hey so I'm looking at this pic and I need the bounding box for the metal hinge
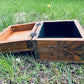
[30,33,37,37]
[36,22,41,27]
[30,22,41,37]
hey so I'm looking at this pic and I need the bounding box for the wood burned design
[48,41,84,61]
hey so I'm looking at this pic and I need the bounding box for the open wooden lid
[0,22,37,43]
[0,22,38,53]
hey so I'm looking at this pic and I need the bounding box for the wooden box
[0,22,37,53]
[32,20,84,62]
[0,20,84,62]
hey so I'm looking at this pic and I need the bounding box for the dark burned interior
[38,21,82,38]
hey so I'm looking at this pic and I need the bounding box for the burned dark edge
[32,40,39,59]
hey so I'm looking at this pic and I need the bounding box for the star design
[48,41,84,61]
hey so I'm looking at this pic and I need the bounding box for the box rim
[32,20,84,41]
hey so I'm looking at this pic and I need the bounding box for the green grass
[0,53,84,84]
[0,0,84,31]
[0,0,84,83]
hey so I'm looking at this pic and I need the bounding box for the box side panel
[0,26,12,41]
[11,23,35,32]
[0,41,33,53]
[74,20,84,38]
[35,41,84,62]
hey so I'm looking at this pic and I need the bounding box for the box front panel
[36,41,84,62]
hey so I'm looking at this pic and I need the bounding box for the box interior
[0,23,35,42]
[38,21,82,38]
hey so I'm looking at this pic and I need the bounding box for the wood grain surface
[35,41,84,62]
[11,23,35,32]
[0,40,33,53]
